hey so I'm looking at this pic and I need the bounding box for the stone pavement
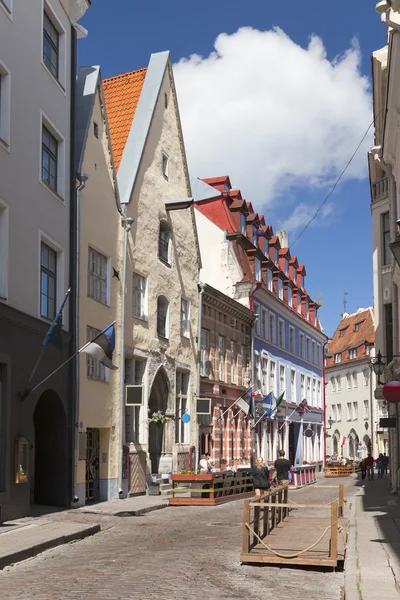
[0,477,358,600]
[345,473,400,599]
[76,493,169,516]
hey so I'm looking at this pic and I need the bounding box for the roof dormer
[289,257,298,284]
[269,235,281,267]
[297,265,306,290]
[279,248,291,277]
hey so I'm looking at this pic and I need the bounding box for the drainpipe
[323,354,327,468]
[72,172,88,503]
[195,283,205,471]
[118,211,134,496]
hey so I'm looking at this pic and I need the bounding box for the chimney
[277,230,288,248]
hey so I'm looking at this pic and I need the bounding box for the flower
[148,410,173,424]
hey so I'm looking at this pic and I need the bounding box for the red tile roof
[103,68,147,170]
[326,308,375,368]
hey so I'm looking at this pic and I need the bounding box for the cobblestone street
[0,479,358,600]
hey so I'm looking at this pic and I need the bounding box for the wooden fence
[169,470,253,506]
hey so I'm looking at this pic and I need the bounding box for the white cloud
[281,202,334,234]
[174,27,372,211]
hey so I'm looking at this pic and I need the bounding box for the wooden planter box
[170,471,254,506]
[171,474,212,481]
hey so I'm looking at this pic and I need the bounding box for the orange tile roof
[326,308,375,368]
[103,68,147,170]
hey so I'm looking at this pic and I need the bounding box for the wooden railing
[324,465,354,478]
[242,486,289,554]
[169,470,253,506]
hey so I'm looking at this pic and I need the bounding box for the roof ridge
[103,67,147,84]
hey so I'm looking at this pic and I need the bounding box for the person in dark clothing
[360,458,366,480]
[274,449,293,486]
[253,457,270,496]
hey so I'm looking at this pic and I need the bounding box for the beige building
[74,67,122,504]
[103,51,200,491]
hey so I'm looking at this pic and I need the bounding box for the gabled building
[194,176,326,470]
[103,52,200,490]
[325,308,382,459]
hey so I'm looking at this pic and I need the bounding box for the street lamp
[371,350,386,385]
[327,416,334,429]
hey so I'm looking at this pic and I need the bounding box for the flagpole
[26,346,47,387]
[219,386,254,419]
[278,407,298,432]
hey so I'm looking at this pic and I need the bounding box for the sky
[78,1,387,337]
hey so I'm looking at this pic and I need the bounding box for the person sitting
[253,457,270,497]
[199,452,213,473]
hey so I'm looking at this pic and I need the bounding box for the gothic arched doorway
[333,430,340,456]
[148,367,169,474]
[33,389,67,506]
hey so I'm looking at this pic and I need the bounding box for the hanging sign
[181,413,190,424]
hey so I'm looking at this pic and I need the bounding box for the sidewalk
[0,493,168,571]
[345,474,400,599]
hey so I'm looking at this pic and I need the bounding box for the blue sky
[79,1,386,337]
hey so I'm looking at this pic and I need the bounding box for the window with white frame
[269,312,276,343]
[353,401,358,420]
[337,404,342,421]
[267,269,273,292]
[312,341,316,364]
[261,308,267,339]
[364,400,369,419]
[349,348,357,360]
[284,258,289,276]
[365,344,371,356]
[346,373,351,390]
[40,242,57,319]
[88,247,108,305]
[240,213,246,235]
[352,372,357,389]
[43,11,60,79]
[363,369,370,387]
[278,319,284,348]
[241,345,246,385]
[306,376,311,401]
[158,221,171,264]
[42,125,58,192]
[125,358,144,442]
[335,353,341,364]
[312,379,316,405]
[306,337,310,361]
[331,377,336,393]
[317,344,321,366]
[278,278,283,300]
[0,200,8,300]
[291,369,296,401]
[274,247,279,265]
[300,274,305,289]
[162,153,169,179]
[262,358,268,394]
[299,332,305,358]
[230,341,237,384]
[86,325,106,381]
[269,361,276,394]
[176,371,189,443]
[132,272,147,319]
[180,298,190,337]
[288,286,293,308]
[157,296,169,338]
[252,227,258,246]
[347,402,352,421]
[305,300,309,320]
[0,61,11,145]
[255,257,261,281]
[279,365,285,393]
[336,375,341,392]
[297,291,302,314]
[300,374,305,399]
[289,326,295,353]
[332,405,337,421]
[317,380,321,407]
[292,266,297,283]
[253,302,260,335]
[200,329,209,377]
[218,336,225,381]
[255,352,262,391]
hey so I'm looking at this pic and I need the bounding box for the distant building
[325,308,383,459]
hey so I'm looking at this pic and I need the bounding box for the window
[300,274,305,289]
[158,222,171,263]
[86,326,106,381]
[297,292,302,314]
[331,377,336,393]
[353,401,358,420]
[365,344,371,356]
[240,213,246,235]
[284,259,289,276]
[352,372,357,389]
[292,266,297,283]
[347,402,352,421]
[230,341,237,384]
[306,337,310,361]
[132,272,147,319]
[300,374,305,399]
[312,379,316,405]
[332,405,337,421]
[253,227,258,246]
[42,125,58,191]
[306,376,311,401]
[278,278,283,300]
[43,11,59,79]
[335,353,341,364]
[200,329,209,376]
[364,400,369,419]
[157,296,169,338]
[288,286,293,308]
[278,319,284,348]
[291,370,296,401]
[269,361,276,394]
[305,300,309,320]
[176,372,189,443]
[363,369,370,388]
[349,349,357,360]
[346,373,351,390]
[88,247,108,305]
[93,122,99,138]
[254,302,260,336]
[40,242,57,319]
[317,344,322,366]
[289,326,295,353]
[299,333,305,358]
[0,61,11,145]
[162,153,169,179]
[385,303,393,362]
[125,358,144,442]
[382,212,391,266]
[279,365,285,393]
[261,309,267,339]
[262,358,268,394]
[314,310,318,326]
[218,336,225,381]
[317,381,321,407]
[274,247,279,266]
[241,345,246,385]
[336,376,341,392]
[180,298,190,337]
[337,404,342,421]
[312,341,316,364]
[269,313,276,343]
[254,352,261,391]
[267,269,273,292]
[354,323,359,332]
[0,200,9,300]
[255,257,261,281]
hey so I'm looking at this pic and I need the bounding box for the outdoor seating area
[169,470,254,506]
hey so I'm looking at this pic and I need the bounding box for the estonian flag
[236,386,255,418]
[81,323,118,370]
[42,288,71,351]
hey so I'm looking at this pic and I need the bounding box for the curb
[344,492,360,600]
[114,502,169,517]
[0,524,100,571]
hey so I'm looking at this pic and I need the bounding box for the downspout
[250,300,256,465]
[323,352,327,468]
[118,210,134,496]
[73,172,88,503]
[195,282,205,471]
[369,362,374,456]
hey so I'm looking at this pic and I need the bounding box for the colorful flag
[42,288,71,351]
[236,386,254,417]
[341,436,347,446]
[272,391,285,420]
[261,392,274,416]
[80,323,118,370]
[296,399,311,415]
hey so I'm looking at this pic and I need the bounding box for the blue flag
[81,322,118,370]
[42,288,71,351]
[262,392,274,417]
[236,386,254,417]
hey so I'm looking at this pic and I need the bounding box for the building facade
[0,0,89,520]
[194,176,326,470]
[103,52,200,490]
[325,309,382,460]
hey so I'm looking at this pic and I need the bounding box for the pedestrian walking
[383,453,389,474]
[274,450,293,486]
[252,457,270,497]
[365,453,374,480]
[360,458,366,480]
[377,453,384,479]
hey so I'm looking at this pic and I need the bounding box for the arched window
[157,295,169,338]
[158,221,171,264]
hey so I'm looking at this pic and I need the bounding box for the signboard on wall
[380,418,396,428]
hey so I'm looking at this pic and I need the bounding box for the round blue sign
[181,413,190,423]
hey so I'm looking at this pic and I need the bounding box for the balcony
[372,177,388,202]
